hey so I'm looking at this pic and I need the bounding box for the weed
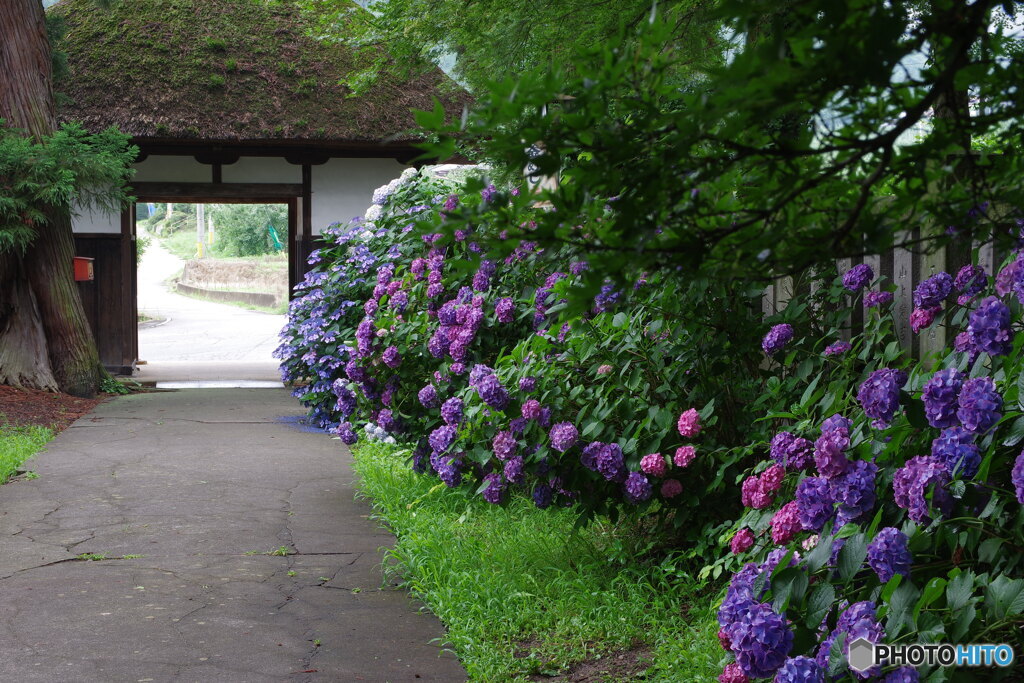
[268,546,291,557]
[317,576,330,582]
[207,74,226,89]
[77,553,108,561]
[0,423,52,484]
[121,554,145,559]
[224,57,238,72]
[243,550,260,556]
[313,639,321,646]
[24,471,39,480]
[287,570,297,577]
[100,376,141,394]
[205,37,226,51]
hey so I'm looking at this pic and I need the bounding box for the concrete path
[137,233,286,363]
[0,389,465,682]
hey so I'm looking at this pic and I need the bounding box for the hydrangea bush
[712,261,1024,682]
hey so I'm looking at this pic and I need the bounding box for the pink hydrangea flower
[802,534,819,551]
[661,479,683,499]
[910,306,941,333]
[718,662,750,683]
[760,464,786,493]
[730,528,755,554]
[741,475,773,509]
[771,501,802,545]
[677,408,702,437]
[674,445,697,467]
[597,364,613,375]
[717,629,732,651]
[640,453,667,477]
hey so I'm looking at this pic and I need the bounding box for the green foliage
[0,121,136,255]
[0,423,53,484]
[351,439,719,680]
[419,3,1024,302]
[207,74,226,89]
[208,203,287,257]
[302,0,723,95]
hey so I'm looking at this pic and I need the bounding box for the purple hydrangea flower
[914,272,953,307]
[519,376,537,393]
[441,397,464,426]
[954,264,988,299]
[957,376,1002,434]
[824,341,852,356]
[893,456,952,523]
[796,476,835,531]
[864,291,894,308]
[814,429,850,479]
[532,482,553,508]
[817,602,885,679]
[866,527,912,583]
[482,473,504,504]
[931,427,980,478]
[771,432,815,471]
[492,430,516,460]
[624,471,653,503]
[821,414,852,433]
[430,452,462,487]
[595,443,626,481]
[382,345,401,368]
[549,422,579,453]
[504,456,525,484]
[477,374,509,410]
[842,264,873,291]
[537,406,552,428]
[922,368,965,429]
[1013,451,1024,504]
[829,459,878,525]
[968,296,1012,357]
[774,656,824,683]
[418,384,439,409]
[996,254,1023,297]
[337,423,358,445]
[763,324,794,356]
[495,297,515,323]
[858,368,908,428]
[580,442,603,471]
[428,425,457,454]
[881,668,920,683]
[718,563,763,628]
[725,602,794,679]
[522,399,542,420]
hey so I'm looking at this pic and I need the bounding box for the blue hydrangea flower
[957,376,1002,434]
[624,471,653,503]
[774,656,824,683]
[724,602,794,679]
[477,374,509,410]
[428,425,457,454]
[968,296,1012,357]
[532,482,553,508]
[771,432,815,471]
[931,427,980,478]
[829,459,878,525]
[866,527,912,583]
[858,368,908,428]
[921,368,965,429]
[893,456,952,523]
[503,456,525,485]
[418,384,439,409]
[549,422,579,452]
[482,473,504,504]
[881,667,920,683]
[595,443,626,481]
[1012,451,1024,504]
[814,428,850,479]
[763,324,794,356]
[842,264,873,291]
[913,272,952,308]
[817,602,885,679]
[796,476,834,531]
[441,397,464,425]
[954,264,987,298]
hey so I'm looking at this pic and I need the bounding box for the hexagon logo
[847,637,876,673]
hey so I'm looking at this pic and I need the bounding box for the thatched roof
[49,0,470,147]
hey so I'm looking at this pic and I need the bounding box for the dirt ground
[0,385,104,432]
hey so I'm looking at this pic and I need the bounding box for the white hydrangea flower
[364,204,383,222]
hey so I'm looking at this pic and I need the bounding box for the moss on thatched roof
[50,0,469,145]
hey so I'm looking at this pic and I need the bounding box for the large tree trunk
[0,0,104,397]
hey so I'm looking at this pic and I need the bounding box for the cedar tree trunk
[0,0,105,397]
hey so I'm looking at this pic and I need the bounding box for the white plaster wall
[132,155,210,182]
[310,158,407,235]
[222,157,302,183]
[71,203,120,234]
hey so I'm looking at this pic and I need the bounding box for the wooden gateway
[50,0,469,373]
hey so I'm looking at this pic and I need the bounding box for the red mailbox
[73,256,94,282]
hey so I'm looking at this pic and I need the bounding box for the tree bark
[0,0,105,397]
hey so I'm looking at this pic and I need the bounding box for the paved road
[0,389,466,682]
[137,234,286,362]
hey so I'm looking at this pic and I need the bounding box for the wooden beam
[129,182,302,202]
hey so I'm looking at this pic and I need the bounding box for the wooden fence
[762,235,1010,359]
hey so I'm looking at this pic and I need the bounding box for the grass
[173,288,287,315]
[161,229,201,260]
[351,441,723,681]
[0,422,54,484]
